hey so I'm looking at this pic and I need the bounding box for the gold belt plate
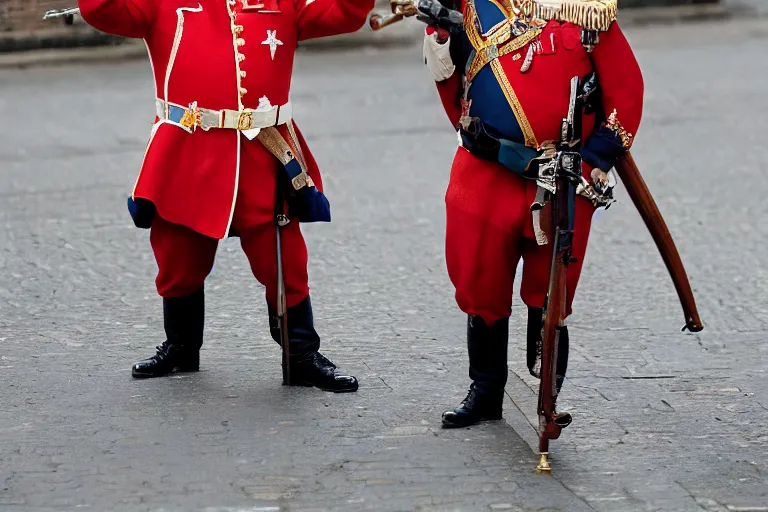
[237,111,254,131]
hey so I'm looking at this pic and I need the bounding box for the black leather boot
[132,287,204,378]
[442,315,508,428]
[269,296,358,393]
[526,306,569,393]
[527,307,543,379]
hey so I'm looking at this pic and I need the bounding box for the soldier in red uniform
[76,0,374,391]
[415,0,644,426]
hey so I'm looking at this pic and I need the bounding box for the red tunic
[426,3,645,324]
[434,17,644,164]
[78,0,374,239]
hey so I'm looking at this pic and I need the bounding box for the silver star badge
[261,30,283,60]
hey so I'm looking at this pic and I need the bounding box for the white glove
[590,167,617,197]
[423,29,455,82]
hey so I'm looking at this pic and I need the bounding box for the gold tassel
[532,0,618,32]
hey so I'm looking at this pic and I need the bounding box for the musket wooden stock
[613,152,704,332]
[536,177,574,472]
[538,247,566,446]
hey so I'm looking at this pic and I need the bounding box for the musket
[614,152,703,332]
[369,12,406,30]
[534,76,582,473]
[42,7,80,25]
[369,0,463,32]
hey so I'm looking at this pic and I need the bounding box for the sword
[614,152,704,332]
[272,172,292,385]
[275,213,292,385]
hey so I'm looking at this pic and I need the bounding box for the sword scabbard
[614,151,703,332]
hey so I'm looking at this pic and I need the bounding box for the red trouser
[149,139,310,307]
[445,148,595,326]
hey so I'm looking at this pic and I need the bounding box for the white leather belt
[155,98,292,132]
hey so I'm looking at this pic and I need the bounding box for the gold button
[237,38,245,47]
[239,70,247,78]
[240,87,248,96]
[237,53,246,62]
[233,24,244,35]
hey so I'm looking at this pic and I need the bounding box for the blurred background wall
[0,0,733,53]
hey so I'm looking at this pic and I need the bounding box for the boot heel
[177,353,200,372]
[282,379,313,387]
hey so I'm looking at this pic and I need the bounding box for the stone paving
[1,16,768,512]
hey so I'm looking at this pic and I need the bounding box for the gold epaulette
[532,0,618,32]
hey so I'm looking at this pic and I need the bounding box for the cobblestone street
[1,15,768,512]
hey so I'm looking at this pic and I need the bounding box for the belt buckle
[237,109,254,131]
[484,45,499,60]
[179,101,201,132]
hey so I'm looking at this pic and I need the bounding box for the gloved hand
[423,26,454,82]
[590,167,616,198]
[576,166,617,209]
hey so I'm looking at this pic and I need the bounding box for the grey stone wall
[0,0,729,53]
[0,0,121,52]
[624,0,719,6]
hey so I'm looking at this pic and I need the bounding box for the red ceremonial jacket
[432,0,644,176]
[78,0,374,239]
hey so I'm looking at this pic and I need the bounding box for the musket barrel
[43,7,80,19]
[369,13,404,30]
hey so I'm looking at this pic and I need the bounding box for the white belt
[155,98,293,132]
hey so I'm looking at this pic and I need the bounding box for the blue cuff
[281,158,331,223]
[127,196,155,229]
[290,186,331,223]
[582,124,626,170]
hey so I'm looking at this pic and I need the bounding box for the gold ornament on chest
[510,0,536,36]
